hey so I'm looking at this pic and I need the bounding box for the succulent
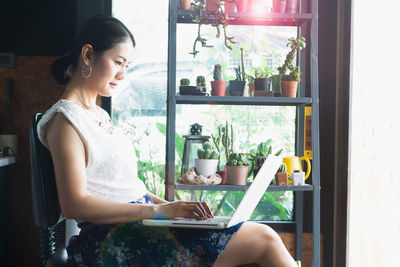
[248,139,283,177]
[213,64,222,81]
[196,75,206,86]
[277,163,287,173]
[278,37,306,81]
[226,153,249,166]
[180,78,190,86]
[197,141,219,159]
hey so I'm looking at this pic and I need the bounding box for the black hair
[51,15,135,85]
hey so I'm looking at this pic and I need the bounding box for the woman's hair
[51,15,135,85]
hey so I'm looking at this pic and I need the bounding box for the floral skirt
[66,195,243,267]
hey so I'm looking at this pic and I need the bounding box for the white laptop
[142,155,282,229]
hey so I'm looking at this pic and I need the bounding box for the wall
[0,56,64,266]
[347,0,400,266]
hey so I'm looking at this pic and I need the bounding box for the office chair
[29,113,70,267]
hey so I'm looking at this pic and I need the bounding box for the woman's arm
[46,113,210,223]
[147,191,169,204]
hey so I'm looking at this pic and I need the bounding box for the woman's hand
[154,201,213,220]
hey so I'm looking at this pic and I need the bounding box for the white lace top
[37,99,148,203]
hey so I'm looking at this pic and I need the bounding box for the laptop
[142,155,282,229]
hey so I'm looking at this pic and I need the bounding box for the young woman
[38,14,297,266]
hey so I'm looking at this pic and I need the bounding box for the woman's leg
[213,222,297,267]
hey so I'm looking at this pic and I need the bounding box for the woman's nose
[116,68,125,80]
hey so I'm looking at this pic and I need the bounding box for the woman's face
[89,38,134,97]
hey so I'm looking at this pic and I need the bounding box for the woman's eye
[115,61,123,66]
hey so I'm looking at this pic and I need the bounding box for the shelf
[176,95,312,106]
[177,10,312,26]
[175,182,314,192]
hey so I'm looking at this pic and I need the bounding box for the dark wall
[0,0,77,55]
[0,1,111,265]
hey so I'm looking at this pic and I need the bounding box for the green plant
[211,125,223,170]
[196,75,206,86]
[253,66,275,79]
[180,78,190,86]
[221,121,234,162]
[278,37,306,81]
[197,141,219,159]
[213,64,223,81]
[211,0,236,50]
[247,74,254,83]
[226,152,250,166]
[277,163,287,173]
[233,47,247,81]
[190,0,213,57]
[248,139,283,176]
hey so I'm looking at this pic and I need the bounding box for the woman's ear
[81,44,94,66]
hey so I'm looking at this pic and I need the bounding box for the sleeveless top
[37,99,148,203]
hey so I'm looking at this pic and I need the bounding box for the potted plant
[196,75,206,90]
[206,0,218,11]
[179,78,207,95]
[229,48,246,96]
[179,0,192,10]
[211,124,227,184]
[278,37,306,97]
[248,139,283,178]
[247,74,255,96]
[253,66,275,96]
[211,64,227,96]
[226,153,250,185]
[195,141,219,177]
[275,163,289,186]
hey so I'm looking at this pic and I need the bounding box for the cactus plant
[221,121,234,163]
[278,37,306,81]
[211,125,223,170]
[277,163,287,173]
[180,78,190,86]
[213,64,222,81]
[196,75,206,87]
[226,153,249,166]
[197,142,219,160]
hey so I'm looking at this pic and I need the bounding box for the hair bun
[51,56,72,85]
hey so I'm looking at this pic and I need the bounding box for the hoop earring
[81,65,92,79]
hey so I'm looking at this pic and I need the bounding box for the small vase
[226,165,250,185]
[216,169,227,185]
[286,0,298,13]
[236,0,252,12]
[248,82,255,96]
[276,172,289,186]
[179,0,191,10]
[211,81,227,96]
[206,0,219,11]
[280,81,298,97]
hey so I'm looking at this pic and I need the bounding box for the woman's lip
[110,82,118,86]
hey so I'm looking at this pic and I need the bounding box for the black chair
[29,113,70,267]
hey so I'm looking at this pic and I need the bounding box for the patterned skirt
[66,195,243,267]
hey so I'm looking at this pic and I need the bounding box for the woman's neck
[63,86,98,110]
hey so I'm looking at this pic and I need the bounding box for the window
[112,1,298,221]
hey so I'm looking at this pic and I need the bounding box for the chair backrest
[29,113,63,229]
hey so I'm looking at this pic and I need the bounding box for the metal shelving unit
[166,0,320,265]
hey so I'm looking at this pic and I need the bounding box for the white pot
[194,159,218,177]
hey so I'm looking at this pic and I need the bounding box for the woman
[38,14,297,266]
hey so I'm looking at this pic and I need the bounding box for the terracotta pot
[216,169,227,185]
[248,82,255,96]
[280,81,298,97]
[275,172,289,186]
[286,0,298,13]
[211,81,227,96]
[206,0,219,11]
[226,165,250,185]
[236,0,252,12]
[225,1,236,13]
[179,0,191,10]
